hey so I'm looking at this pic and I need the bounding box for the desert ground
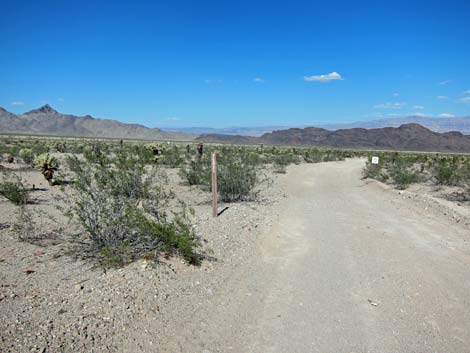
[1,156,470,353]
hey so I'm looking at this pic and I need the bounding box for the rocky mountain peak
[25,104,59,115]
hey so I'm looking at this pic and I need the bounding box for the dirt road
[167,159,470,353]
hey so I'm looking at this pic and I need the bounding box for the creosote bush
[179,158,210,186]
[19,148,34,166]
[66,151,200,268]
[216,149,264,202]
[0,175,29,205]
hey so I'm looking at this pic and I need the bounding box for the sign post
[211,152,218,217]
[371,156,379,165]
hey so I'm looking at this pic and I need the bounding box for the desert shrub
[433,158,462,185]
[389,162,418,189]
[272,153,299,173]
[217,150,263,202]
[34,153,59,184]
[303,149,323,163]
[0,175,29,205]
[323,150,346,162]
[30,142,49,156]
[66,152,200,267]
[362,158,390,182]
[363,161,381,179]
[159,145,184,168]
[13,206,35,241]
[179,158,210,186]
[19,148,34,165]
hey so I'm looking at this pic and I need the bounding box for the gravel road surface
[175,159,470,353]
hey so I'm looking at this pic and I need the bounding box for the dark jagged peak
[25,104,59,115]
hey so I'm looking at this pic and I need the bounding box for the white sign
[371,156,379,164]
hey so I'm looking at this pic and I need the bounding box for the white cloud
[437,96,449,100]
[10,101,24,106]
[373,102,407,109]
[304,71,344,83]
[253,77,265,83]
[463,90,470,95]
[457,97,470,103]
[57,98,64,102]
[438,113,455,118]
[413,105,425,110]
[165,117,180,121]
[392,92,400,97]
[204,79,223,84]
[439,80,452,85]
[413,112,427,117]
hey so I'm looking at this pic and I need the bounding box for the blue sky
[1,0,470,128]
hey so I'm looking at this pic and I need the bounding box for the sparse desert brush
[159,145,184,168]
[272,153,299,173]
[389,164,418,189]
[303,149,323,163]
[433,158,456,185]
[0,174,29,205]
[19,148,34,166]
[34,153,59,184]
[363,153,416,188]
[179,158,210,186]
[66,151,200,267]
[216,149,265,202]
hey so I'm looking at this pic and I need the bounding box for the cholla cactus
[34,154,59,184]
[145,143,163,162]
[146,143,162,155]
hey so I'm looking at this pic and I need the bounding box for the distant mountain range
[0,105,195,141]
[165,115,470,136]
[319,115,470,134]
[197,124,470,153]
[163,126,288,137]
[2,106,470,152]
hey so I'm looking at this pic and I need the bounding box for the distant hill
[197,123,470,152]
[166,115,470,138]
[0,105,195,141]
[163,126,287,137]
[319,115,470,135]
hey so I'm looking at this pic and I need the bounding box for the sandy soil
[1,158,470,352]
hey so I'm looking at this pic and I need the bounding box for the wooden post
[211,151,218,217]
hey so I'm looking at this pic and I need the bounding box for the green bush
[179,158,209,186]
[19,148,34,165]
[303,149,323,163]
[217,150,263,202]
[66,151,200,267]
[433,159,460,185]
[0,175,29,205]
[272,153,298,173]
[160,145,184,168]
[389,163,418,189]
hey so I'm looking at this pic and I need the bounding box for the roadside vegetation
[363,152,470,193]
[2,136,470,268]
[0,174,29,205]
